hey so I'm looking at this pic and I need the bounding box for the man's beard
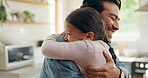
[107,31,113,39]
[106,26,117,39]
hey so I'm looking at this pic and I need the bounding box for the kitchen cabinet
[136,3,148,11]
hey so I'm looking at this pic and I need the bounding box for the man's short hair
[81,0,121,13]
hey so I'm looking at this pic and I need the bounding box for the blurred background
[0,0,148,78]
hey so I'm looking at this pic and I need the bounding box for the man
[40,0,129,78]
[81,0,129,78]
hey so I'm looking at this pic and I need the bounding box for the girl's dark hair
[66,7,108,41]
[80,0,120,63]
[81,0,121,13]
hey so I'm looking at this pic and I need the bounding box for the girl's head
[64,7,108,42]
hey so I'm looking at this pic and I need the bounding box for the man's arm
[85,51,129,78]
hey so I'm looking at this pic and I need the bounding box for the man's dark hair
[66,7,107,41]
[81,0,121,13]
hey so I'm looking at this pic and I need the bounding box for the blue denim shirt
[39,35,129,78]
[39,58,83,78]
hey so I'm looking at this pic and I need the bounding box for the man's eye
[67,33,71,35]
[110,17,116,21]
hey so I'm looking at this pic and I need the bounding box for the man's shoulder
[56,34,66,42]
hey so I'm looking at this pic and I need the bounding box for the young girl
[41,7,111,77]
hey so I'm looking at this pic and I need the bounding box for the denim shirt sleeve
[116,58,129,78]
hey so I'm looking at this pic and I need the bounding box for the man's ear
[85,32,94,40]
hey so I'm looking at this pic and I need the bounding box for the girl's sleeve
[41,34,89,61]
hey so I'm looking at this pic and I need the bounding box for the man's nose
[113,20,119,30]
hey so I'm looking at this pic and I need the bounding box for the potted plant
[0,0,7,22]
[23,11,35,22]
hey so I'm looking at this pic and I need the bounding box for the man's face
[101,1,120,39]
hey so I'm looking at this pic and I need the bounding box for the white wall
[57,0,83,33]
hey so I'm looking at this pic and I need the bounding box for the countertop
[0,64,42,78]
[119,56,148,62]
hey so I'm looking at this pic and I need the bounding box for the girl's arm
[41,34,90,60]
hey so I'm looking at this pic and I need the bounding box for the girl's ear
[85,31,94,40]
